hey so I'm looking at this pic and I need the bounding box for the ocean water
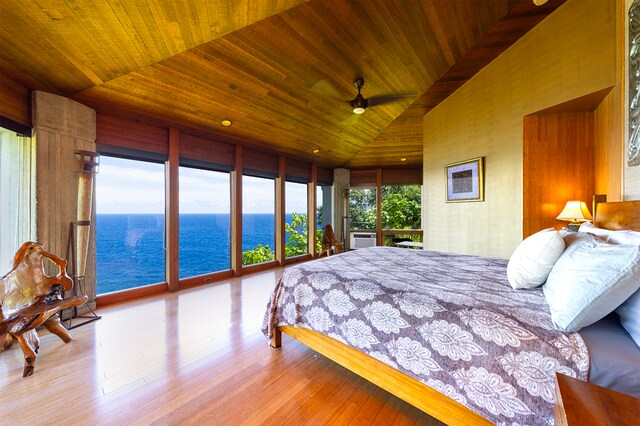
[96,213,301,294]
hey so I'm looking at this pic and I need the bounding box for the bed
[263,201,640,425]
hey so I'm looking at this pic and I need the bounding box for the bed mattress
[263,247,592,425]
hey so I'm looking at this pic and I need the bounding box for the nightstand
[554,373,640,425]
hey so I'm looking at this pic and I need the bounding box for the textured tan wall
[423,0,616,258]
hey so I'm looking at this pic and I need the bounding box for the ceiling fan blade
[367,94,416,107]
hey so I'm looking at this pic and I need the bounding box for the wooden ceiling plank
[0,2,101,91]
[186,34,376,143]
[356,1,425,92]
[1,0,563,168]
[106,1,162,66]
[64,1,144,82]
[163,1,193,51]
[91,63,372,154]
[422,1,458,67]
[0,21,95,94]
[146,0,180,56]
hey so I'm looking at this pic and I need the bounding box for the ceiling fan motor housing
[352,93,368,114]
[352,77,367,113]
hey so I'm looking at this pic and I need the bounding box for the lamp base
[567,221,582,232]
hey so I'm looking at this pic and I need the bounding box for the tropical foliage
[349,185,421,230]
[381,185,421,230]
[349,188,377,230]
[242,212,322,265]
[242,243,275,265]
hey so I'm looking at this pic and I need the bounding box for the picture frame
[445,157,484,202]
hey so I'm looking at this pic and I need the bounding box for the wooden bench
[0,242,87,377]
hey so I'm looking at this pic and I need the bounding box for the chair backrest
[322,224,336,245]
[1,242,73,321]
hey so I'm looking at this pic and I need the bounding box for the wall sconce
[556,200,593,231]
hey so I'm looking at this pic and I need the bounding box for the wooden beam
[276,156,286,265]
[231,145,243,275]
[376,168,382,245]
[308,164,318,257]
[165,128,180,292]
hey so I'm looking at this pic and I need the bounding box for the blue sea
[96,213,301,294]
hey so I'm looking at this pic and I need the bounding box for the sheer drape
[0,128,36,272]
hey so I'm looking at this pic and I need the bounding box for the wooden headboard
[594,201,640,231]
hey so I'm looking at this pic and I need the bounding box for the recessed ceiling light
[400,157,407,162]
[312,149,320,154]
[220,119,232,127]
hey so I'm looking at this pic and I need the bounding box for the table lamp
[556,200,593,231]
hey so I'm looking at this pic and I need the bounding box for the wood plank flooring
[0,269,445,425]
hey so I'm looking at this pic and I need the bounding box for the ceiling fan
[349,77,414,114]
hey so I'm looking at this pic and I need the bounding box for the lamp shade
[556,200,593,223]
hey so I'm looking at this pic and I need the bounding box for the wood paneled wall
[97,114,168,156]
[523,112,595,238]
[0,74,30,127]
[594,89,623,200]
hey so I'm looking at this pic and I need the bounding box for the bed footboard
[279,325,491,426]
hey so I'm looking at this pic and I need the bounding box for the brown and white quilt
[262,247,589,425]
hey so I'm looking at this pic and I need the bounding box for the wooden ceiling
[0,0,565,168]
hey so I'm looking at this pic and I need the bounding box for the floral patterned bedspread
[262,247,589,425]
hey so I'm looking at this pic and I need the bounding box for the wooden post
[165,128,179,292]
[270,328,282,349]
[275,156,286,266]
[376,168,382,246]
[231,145,243,276]
[308,164,318,257]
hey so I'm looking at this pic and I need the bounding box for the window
[381,184,422,246]
[95,156,165,294]
[242,175,275,265]
[0,127,35,270]
[285,181,308,257]
[179,166,230,278]
[349,187,376,230]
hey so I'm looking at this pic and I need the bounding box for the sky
[96,156,311,214]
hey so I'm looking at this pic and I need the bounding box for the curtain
[0,127,36,272]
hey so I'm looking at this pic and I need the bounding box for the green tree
[242,212,322,265]
[242,244,275,265]
[381,185,421,229]
[349,188,376,230]
[285,212,308,257]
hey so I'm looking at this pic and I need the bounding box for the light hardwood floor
[0,269,444,425]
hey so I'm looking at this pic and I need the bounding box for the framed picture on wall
[445,157,484,202]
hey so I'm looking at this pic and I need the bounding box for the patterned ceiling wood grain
[0,0,564,168]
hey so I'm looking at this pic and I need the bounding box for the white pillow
[543,234,640,332]
[507,228,565,289]
[616,289,640,348]
[579,221,640,245]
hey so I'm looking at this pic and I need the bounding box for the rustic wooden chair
[0,242,87,377]
[319,224,342,257]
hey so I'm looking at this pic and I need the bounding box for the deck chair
[0,242,87,377]
[319,224,342,257]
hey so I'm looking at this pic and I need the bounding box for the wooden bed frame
[270,200,640,426]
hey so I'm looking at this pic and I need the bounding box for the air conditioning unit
[350,232,376,249]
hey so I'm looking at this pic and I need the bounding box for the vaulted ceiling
[0,0,565,168]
